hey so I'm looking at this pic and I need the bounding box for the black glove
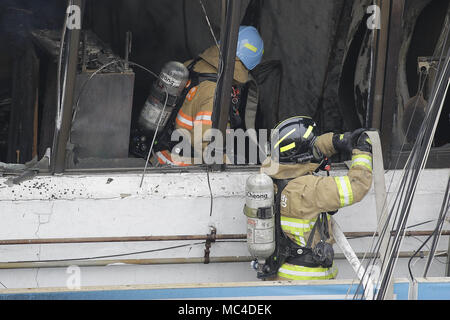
[355,133,372,153]
[332,128,366,154]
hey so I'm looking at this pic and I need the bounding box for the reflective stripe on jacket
[262,132,373,281]
[280,216,317,247]
[155,150,191,167]
[278,263,338,280]
[169,46,248,165]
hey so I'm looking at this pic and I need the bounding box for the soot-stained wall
[86,0,366,133]
[85,0,251,126]
[1,0,448,164]
[0,0,376,138]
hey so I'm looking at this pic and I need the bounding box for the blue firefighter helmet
[236,26,264,70]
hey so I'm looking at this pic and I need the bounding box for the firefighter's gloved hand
[355,132,372,153]
[332,128,366,154]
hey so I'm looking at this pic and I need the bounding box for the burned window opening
[0,0,449,173]
[389,0,450,169]
[403,0,450,148]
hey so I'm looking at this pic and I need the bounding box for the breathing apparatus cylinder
[138,61,189,133]
[244,173,275,263]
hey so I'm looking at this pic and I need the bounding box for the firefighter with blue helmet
[236,26,264,71]
[153,26,264,166]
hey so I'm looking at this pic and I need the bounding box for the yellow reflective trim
[244,43,258,52]
[303,126,314,139]
[278,270,337,280]
[340,134,345,140]
[274,128,296,148]
[335,177,345,207]
[280,217,316,231]
[281,223,311,236]
[281,216,317,225]
[334,176,354,207]
[281,217,315,246]
[281,263,331,273]
[344,177,354,205]
[280,224,304,236]
[280,142,296,153]
[351,154,373,171]
[279,227,306,246]
[295,236,306,247]
[353,154,372,161]
[278,264,338,280]
[352,162,373,171]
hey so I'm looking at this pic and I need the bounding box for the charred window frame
[372,0,450,170]
[5,1,448,175]
[210,0,242,172]
[50,0,248,174]
[52,0,83,174]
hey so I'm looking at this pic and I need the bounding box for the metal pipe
[347,230,450,238]
[0,230,447,246]
[0,256,253,270]
[0,234,245,245]
[335,250,448,260]
[0,251,445,270]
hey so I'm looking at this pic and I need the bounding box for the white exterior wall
[0,168,448,289]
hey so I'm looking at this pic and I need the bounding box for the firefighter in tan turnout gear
[259,116,373,281]
[152,26,264,166]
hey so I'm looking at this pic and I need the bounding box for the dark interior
[0,0,448,168]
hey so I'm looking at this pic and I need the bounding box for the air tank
[138,61,189,133]
[244,173,275,260]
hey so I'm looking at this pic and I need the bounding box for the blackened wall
[85,0,365,133]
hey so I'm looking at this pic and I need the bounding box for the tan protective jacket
[261,133,373,280]
[155,46,249,166]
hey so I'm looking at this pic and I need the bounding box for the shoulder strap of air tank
[167,58,217,116]
[274,179,289,211]
[187,57,218,86]
[273,179,294,254]
[256,178,291,279]
[186,57,201,70]
[172,57,203,106]
[153,59,201,150]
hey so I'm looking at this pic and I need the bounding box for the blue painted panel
[417,282,450,300]
[5,280,443,300]
[0,284,364,300]
[393,282,409,300]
